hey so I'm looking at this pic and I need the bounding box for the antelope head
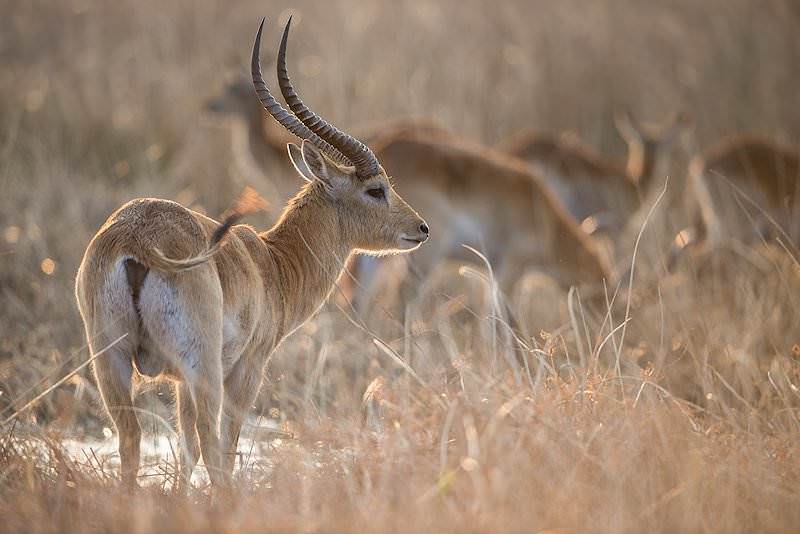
[251,17,429,255]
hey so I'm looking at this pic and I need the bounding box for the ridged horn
[251,18,349,165]
[276,16,381,180]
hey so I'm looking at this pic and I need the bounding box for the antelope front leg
[221,351,266,476]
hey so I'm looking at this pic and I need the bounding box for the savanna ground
[2,1,800,532]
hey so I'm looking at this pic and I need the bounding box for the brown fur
[370,129,613,287]
[345,129,616,329]
[686,134,800,253]
[496,112,689,240]
[75,142,427,491]
[497,131,637,235]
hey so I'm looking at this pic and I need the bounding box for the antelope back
[498,131,638,238]
[370,130,613,288]
[688,135,800,249]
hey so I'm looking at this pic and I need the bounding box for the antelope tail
[149,186,268,273]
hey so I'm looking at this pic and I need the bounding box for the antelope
[680,134,800,258]
[74,18,429,491]
[496,111,690,240]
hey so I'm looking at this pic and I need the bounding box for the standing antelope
[682,134,799,256]
[497,111,690,239]
[75,18,428,490]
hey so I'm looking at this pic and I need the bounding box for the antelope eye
[366,187,386,200]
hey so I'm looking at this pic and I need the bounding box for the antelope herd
[76,17,799,492]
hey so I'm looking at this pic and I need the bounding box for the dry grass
[2,1,800,532]
[3,373,798,533]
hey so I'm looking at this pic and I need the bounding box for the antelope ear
[300,141,330,181]
[287,143,313,183]
[299,141,351,191]
[288,141,351,190]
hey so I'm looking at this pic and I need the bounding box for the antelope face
[288,142,429,255]
[354,172,430,254]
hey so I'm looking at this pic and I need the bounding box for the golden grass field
[1,1,800,532]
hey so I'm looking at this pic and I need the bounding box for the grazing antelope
[497,111,690,239]
[75,18,428,490]
[351,127,615,318]
[681,134,800,257]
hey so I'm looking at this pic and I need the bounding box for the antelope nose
[420,222,429,236]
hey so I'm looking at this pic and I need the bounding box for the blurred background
[1,0,799,429]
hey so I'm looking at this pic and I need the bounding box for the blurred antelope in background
[375,128,614,288]
[680,134,799,259]
[352,127,614,322]
[497,112,690,242]
[75,18,428,491]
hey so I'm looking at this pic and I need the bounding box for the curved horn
[251,18,349,165]
[276,16,381,180]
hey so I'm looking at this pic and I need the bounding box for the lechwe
[75,18,428,491]
[679,134,800,258]
[497,111,690,241]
